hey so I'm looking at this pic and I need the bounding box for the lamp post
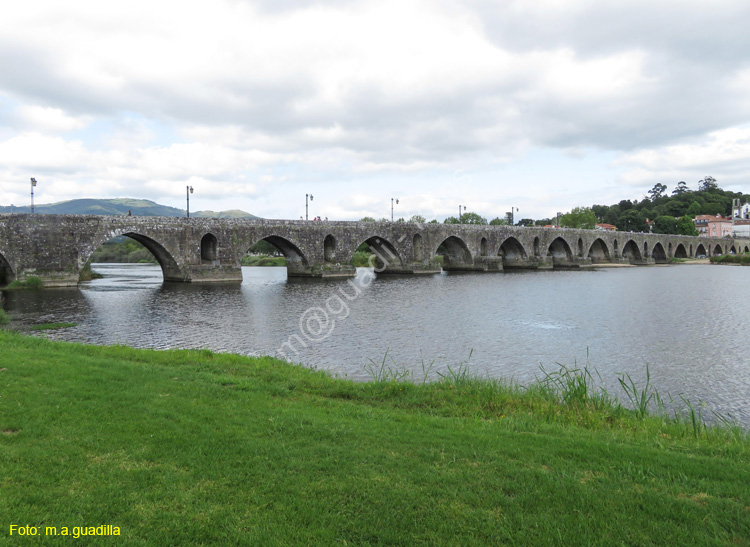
[510,207,518,226]
[391,198,399,222]
[458,204,466,223]
[30,178,37,213]
[306,193,314,220]
[186,186,193,218]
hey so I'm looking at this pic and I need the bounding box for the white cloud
[0,0,749,218]
[617,126,750,189]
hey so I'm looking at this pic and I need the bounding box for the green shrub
[240,254,286,267]
[0,309,9,325]
[5,276,44,290]
[350,251,375,267]
[79,264,104,281]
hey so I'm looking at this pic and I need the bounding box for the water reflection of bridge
[1,214,747,286]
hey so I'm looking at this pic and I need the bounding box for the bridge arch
[85,232,184,281]
[695,243,707,257]
[250,235,310,274]
[548,237,572,259]
[577,238,584,258]
[712,244,722,257]
[436,235,472,270]
[668,242,673,257]
[730,245,737,254]
[651,242,667,262]
[357,235,404,270]
[587,238,611,263]
[745,245,749,254]
[324,234,337,262]
[0,252,15,286]
[621,240,642,261]
[201,233,218,263]
[643,241,649,256]
[533,237,541,257]
[674,243,688,258]
[499,237,527,268]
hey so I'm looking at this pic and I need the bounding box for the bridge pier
[474,257,504,272]
[26,270,80,288]
[441,259,486,272]
[291,263,357,278]
[183,265,244,283]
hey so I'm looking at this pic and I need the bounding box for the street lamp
[391,198,399,222]
[30,178,37,214]
[510,207,518,226]
[458,204,466,223]
[186,186,193,218]
[306,193,314,220]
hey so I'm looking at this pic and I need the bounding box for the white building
[732,199,750,237]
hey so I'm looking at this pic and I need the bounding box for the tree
[653,215,678,234]
[460,212,487,225]
[516,218,534,226]
[409,214,426,224]
[672,181,690,196]
[489,217,508,226]
[249,240,280,256]
[648,183,668,201]
[360,216,376,222]
[617,209,648,232]
[698,176,718,191]
[591,204,610,221]
[559,207,597,230]
[686,201,702,216]
[602,205,620,225]
[443,216,460,224]
[676,215,699,236]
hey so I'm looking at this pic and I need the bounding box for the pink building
[693,215,733,238]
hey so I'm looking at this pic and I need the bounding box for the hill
[0,198,260,219]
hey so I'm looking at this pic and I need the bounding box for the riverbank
[1,330,748,545]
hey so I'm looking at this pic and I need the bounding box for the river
[3,263,749,426]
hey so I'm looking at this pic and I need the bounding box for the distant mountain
[0,198,260,219]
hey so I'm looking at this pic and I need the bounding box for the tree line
[577,176,747,235]
[360,177,747,236]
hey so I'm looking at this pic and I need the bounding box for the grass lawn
[1,330,748,545]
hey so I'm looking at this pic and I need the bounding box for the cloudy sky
[1,0,749,221]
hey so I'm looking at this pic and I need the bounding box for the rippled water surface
[4,263,749,426]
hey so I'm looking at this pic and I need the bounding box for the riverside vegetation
[0,329,748,545]
[711,254,750,265]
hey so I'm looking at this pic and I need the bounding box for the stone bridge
[0,214,748,287]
